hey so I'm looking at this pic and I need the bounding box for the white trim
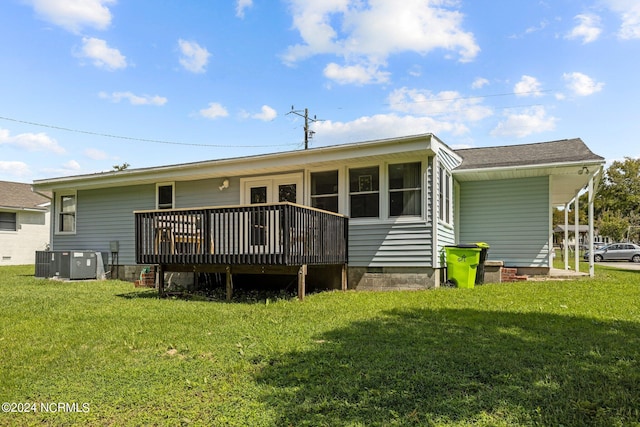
[54,190,77,235]
[156,182,175,209]
[0,210,18,233]
[306,167,342,214]
[240,172,303,205]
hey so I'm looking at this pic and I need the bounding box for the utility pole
[287,106,321,149]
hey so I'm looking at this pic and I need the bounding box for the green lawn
[1,265,639,426]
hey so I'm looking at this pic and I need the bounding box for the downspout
[431,156,440,287]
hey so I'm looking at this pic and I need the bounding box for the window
[58,194,76,233]
[0,212,17,231]
[157,184,174,209]
[349,166,379,218]
[438,164,451,223]
[389,162,421,216]
[311,170,338,213]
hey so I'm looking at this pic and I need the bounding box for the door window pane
[250,186,267,204]
[278,184,297,203]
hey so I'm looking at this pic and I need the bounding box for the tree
[597,157,640,217]
[597,211,629,242]
[112,163,130,171]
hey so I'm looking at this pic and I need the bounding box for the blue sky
[1,0,639,183]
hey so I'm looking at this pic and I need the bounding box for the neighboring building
[0,180,51,265]
[31,134,605,289]
[553,225,612,249]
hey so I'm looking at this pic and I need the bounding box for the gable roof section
[0,180,51,211]
[454,138,604,171]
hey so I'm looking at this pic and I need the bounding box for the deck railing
[135,203,348,266]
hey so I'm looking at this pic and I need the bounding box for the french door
[241,174,303,252]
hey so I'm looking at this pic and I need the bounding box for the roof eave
[33,133,436,192]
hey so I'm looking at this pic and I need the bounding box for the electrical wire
[0,115,300,148]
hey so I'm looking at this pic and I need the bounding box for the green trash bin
[445,245,482,288]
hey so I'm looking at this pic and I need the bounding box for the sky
[1,0,639,183]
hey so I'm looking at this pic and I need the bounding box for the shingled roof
[454,138,604,170]
[0,181,51,210]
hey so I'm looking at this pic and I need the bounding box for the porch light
[578,166,589,175]
[219,179,230,191]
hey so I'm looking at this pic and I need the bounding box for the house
[553,225,611,249]
[0,180,51,265]
[31,134,605,294]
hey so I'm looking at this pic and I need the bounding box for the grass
[0,265,639,426]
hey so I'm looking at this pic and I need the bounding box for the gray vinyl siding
[175,177,240,208]
[349,221,433,267]
[436,223,455,267]
[52,184,155,265]
[458,176,550,267]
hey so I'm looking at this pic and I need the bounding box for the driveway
[597,261,640,271]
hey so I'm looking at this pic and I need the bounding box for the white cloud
[0,161,30,177]
[78,37,127,70]
[603,0,640,39]
[199,102,229,119]
[323,62,390,85]
[236,0,253,18]
[25,0,115,33]
[563,72,604,96]
[282,0,479,84]
[312,113,470,144]
[0,128,65,154]
[84,148,109,160]
[491,106,557,138]
[99,91,167,106]
[471,77,489,89]
[63,160,81,170]
[514,75,543,97]
[178,39,211,73]
[251,105,277,121]
[565,14,602,44]
[387,87,493,123]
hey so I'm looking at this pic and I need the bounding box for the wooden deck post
[297,265,307,300]
[157,264,165,297]
[225,266,233,301]
[341,263,347,291]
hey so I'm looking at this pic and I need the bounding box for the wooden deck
[135,202,349,299]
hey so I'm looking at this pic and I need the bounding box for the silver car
[584,243,640,262]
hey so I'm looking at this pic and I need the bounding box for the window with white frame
[349,166,379,218]
[389,162,421,217]
[438,164,451,223]
[0,212,17,231]
[58,193,76,233]
[311,170,339,213]
[157,183,174,210]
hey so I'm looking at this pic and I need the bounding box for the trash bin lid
[475,242,490,249]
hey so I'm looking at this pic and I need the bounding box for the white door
[241,174,303,253]
[242,173,303,205]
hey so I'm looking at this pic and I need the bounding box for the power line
[287,106,323,149]
[0,115,300,148]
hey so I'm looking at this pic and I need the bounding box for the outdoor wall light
[219,179,230,191]
[578,166,589,175]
